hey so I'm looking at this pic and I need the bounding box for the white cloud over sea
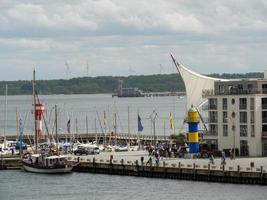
[0,0,267,80]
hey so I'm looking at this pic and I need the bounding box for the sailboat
[21,70,73,174]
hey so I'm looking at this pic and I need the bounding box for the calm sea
[0,94,187,137]
[0,170,266,200]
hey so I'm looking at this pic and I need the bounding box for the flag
[67,119,71,133]
[170,113,175,130]
[138,114,143,132]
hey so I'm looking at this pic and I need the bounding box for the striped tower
[187,105,199,153]
[35,103,45,140]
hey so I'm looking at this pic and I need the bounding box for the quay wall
[72,157,267,185]
[1,156,267,185]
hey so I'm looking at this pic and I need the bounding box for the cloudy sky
[0,0,267,80]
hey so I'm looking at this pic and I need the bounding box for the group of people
[209,151,226,165]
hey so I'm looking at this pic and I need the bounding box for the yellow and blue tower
[187,105,199,153]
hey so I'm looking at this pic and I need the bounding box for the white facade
[205,94,264,156]
[171,54,267,157]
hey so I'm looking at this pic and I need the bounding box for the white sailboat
[22,70,73,174]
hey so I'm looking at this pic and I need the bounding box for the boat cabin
[30,154,67,167]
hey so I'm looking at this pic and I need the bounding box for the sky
[0,0,267,80]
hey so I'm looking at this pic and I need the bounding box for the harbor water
[0,170,266,200]
[0,94,187,137]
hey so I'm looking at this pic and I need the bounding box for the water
[0,170,266,200]
[0,94,187,137]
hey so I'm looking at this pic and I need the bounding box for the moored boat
[22,153,73,174]
[21,70,74,174]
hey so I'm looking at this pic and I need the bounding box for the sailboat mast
[33,69,37,153]
[4,85,7,148]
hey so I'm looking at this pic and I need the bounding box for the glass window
[240,112,247,123]
[223,125,228,137]
[262,111,267,123]
[250,111,254,123]
[219,85,225,94]
[209,124,218,136]
[223,112,227,123]
[239,98,247,110]
[250,98,254,110]
[240,125,247,137]
[222,98,227,110]
[209,111,218,123]
[209,98,217,110]
[251,125,255,137]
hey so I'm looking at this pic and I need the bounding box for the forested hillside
[0,72,263,95]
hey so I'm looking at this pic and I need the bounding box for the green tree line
[0,72,263,95]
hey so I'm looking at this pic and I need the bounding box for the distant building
[112,80,144,97]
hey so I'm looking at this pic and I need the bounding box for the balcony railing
[205,131,218,136]
[239,104,247,110]
[207,105,217,110]
[203,89,262,96]
[207,118,218,123]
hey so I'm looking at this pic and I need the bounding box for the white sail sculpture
[170,54,228,109]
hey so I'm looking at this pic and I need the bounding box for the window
[251,125,255,137]
[209,111,217,123]
[209,124,218,136]
[219,85,225,94]
[222,98,227,110]
[209,98,217,110]
[240,112,247,123]
[250,98,254,110]
[238,84,243,91]
[262,98,267,109]
[223,112,227,123]
[248,84,253,93]
[262,111,267,123]
[231,98,235,105]
[223,125,228,137]
[250,111,254,123]
[239,98,247,110]
[240,125,247,137]
[262,84,267,94]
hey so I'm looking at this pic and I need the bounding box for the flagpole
[128,106,130,147]
[137,109,140,150]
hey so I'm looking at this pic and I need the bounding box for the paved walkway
[69,150,267,172]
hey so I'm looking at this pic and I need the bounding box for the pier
[1,151,267,185]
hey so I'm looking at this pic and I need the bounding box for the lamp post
[149,110,158,147]
[231,111,236,159]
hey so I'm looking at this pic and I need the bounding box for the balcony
[203,89,262,96]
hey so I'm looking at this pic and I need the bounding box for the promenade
[69,150,267,172]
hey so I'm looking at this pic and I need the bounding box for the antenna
[86,60,89,77]
[65,62,70,79]
[129,65,135,75]
[159,64,163,74]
